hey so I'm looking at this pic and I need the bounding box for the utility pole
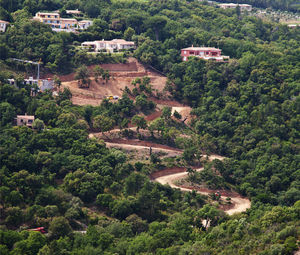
[10,58,42,80]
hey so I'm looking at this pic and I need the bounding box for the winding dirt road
[100,137,251,215]
[154,165,251,215]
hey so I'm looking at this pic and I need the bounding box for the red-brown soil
[60,58,169,106]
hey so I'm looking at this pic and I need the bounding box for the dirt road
[103,139,251,215]
[154,166,251,215]
[105,142,182,158]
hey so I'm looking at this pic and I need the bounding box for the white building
[33,12,92,32]
[16,114,35,128]
[219,3,252,12]
[7,77,54,92]
[81,39,135,53]
[0,20,9,32]
[66,9,83,17]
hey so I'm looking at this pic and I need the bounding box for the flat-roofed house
[78,20,93,30]
[33,12,61,30]
[219,3,252,12]
[33,11,92,32]
[16,114,35,128]
[81,39,135,53]
[181,46,229,62]
[81,41,98,51]
[0,20,9,32]
[60,18,78,30]
[66,9,83,17]
[112,39,135,51]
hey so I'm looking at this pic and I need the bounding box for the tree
[53,75,61,91]
[145,15,167,41]
[32,118,44,132]
[75,65,90,88]
[125,214,148,234]
[132,115,147,133]
[96,194,113,209]
[93,66,104,83]
[197,205,224,229]
[162,106,172,121]
[124,27,135,41]
[173,110,182,120]
[93,115,115,134]
[0,102,15,126]
[101,70,110,84]
[49,217,72,239]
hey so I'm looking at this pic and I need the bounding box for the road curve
[91,134,251,215]
[154,164,251,215]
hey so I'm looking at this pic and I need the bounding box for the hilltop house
[7,77,54,92]
[181,46,229,62]
[0,20,9,32]
[218,3,252,12]
[33,12,92,32]
[16,114,35,128]
[66,9,83,17]
[81,39,135,53]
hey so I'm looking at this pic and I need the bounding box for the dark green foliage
[0,0,299,254]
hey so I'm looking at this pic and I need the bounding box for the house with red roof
[181,46,229,62]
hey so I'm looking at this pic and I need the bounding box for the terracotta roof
[182,47,221,51]
[0,20,9,24]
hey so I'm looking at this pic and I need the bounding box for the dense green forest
[0,0,299,254]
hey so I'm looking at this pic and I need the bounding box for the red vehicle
[215,191,221,200]
[27,227,46,234]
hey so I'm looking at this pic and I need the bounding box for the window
[184,51,187,54]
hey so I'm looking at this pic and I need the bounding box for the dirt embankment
[60,58,169,106]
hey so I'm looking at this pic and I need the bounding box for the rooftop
[36,12,59,16]
[182,46,221,51]
[60,18,77,21]
[79,20,93,23]
[17,115,35,120]
[219,3,252,6]
[0,20,9,23]
[66,10,82,14]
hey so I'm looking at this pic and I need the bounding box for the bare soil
[60,58,169,106]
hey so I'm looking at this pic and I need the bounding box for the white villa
[81,39,135,53]
[218,3,252,12]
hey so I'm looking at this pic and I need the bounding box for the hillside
[59,58,168,106]
[0,0,299,254]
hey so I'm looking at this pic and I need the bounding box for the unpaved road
[155,166,251,215]
[103,139,251,215]
[105,142,182,158]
